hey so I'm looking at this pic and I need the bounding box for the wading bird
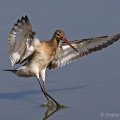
[4,16,120,107]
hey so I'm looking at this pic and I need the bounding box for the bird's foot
[41,101,68,109]
[41,101,56,111]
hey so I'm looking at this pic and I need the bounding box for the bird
[4,15,120,107]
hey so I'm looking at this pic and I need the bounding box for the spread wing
[8,16,36,66]
[48,33,120,69]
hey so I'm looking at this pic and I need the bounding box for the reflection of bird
[4,16,120,107]
[43,102,61,120]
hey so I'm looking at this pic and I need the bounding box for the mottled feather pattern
[8,16,35,66]
[8,16,31,52]
[48,33,120,69]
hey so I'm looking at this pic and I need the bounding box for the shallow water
[0,1,120,120]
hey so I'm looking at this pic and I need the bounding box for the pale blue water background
[0,0,120,120]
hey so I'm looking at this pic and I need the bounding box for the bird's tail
[3,69,18,73]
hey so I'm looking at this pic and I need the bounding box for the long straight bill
[62,37,78,52]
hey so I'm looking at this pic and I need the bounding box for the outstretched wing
[8,16,36,66]
[48,33,120,69]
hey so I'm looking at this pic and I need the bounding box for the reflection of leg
[37,78,61,107]
[43,105,62,120]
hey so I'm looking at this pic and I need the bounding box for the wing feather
[8,16,36,66]
[48,33,120,69]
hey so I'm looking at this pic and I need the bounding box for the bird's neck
[50,37,59,47]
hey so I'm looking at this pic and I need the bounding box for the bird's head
[54,30,65,40]
[54,30,78,52]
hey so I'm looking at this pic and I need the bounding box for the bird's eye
[57,33,60,36]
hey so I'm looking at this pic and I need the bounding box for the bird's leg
[42,82,49,101]
[37,77,48,100]
[39,68,61,107]
[37,78,61,107]
[40,68,50,101]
